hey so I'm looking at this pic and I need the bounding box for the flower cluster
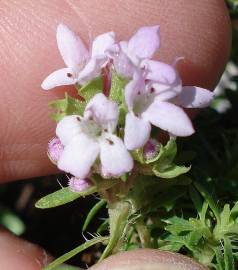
[43,24,213,184]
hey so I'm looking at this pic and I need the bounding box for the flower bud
[47,137,64,164]
[68,177,91,192]
[143,139,160,160]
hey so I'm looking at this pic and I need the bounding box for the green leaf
[76,77,103,102]
[97,219,109,234]
[189,186,208,224]
[43,236,108,270]
[189,186,203,217]
[100,201,131,260]
[153,164,191,179]
[109,71,128,103]
[82,199,106,232]
[49,93,85,122]
[165,216,194,234]
[0,207,25,236]
[186,230,204,247]
[159,241,183,252]
[221,204,231,228]
[35,186,97,209]
[51,265,81,270]
[194,182,221,224]
[214,246,225,270]
[231,201,238,217]
[224,237,235,270]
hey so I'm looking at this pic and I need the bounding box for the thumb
[0,227,51,270]
[0,0,231,182]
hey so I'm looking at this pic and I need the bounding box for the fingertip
[0,228,52,270]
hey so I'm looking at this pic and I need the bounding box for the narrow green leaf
[0,207,25,236]
[43,236,108,270]
[194,182,221,224]
[231,201,238,217]
[97,219,109,234]
[224,237,235,270]
[52,265,81,270]
[35,186,97,209]
[221,204,231,228]
[189,186,208,224]
[189,186,203,217]
[83,199,106,232]
[214,246,225,270]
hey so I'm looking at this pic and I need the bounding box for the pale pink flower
[124,72,213,150]
[56,93,133,178]
[41,24,115,90]
[111,25,161,78]
[47,137,64,163]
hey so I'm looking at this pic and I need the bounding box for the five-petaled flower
[56,93,133,179]
[124,72,213,150]
[41,24,115,90]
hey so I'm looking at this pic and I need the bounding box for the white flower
[124,72,213,150]
[41,24,115,90]
[56,93,133,178]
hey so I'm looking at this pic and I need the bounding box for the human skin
[0,0,231,269]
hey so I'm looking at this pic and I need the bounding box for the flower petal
[85,93,119,132]
[77,57,105,85]
[142,100,194,137]
[58,133,99,178]
[91,32,115,57]
[56,115,82,145]
[124,112,151,150]
[173,86,214,108]
[100,134,133,176]
[56,24,89,68]
[142,60,177,85]
[41,68,75,90]
[125,72,145,110]
[150,75,182,101]
[113,50,135,78]
[128,25,160,59]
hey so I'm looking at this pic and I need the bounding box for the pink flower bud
[143,139,160,160]
[68,177,92,192]
[47,137,64,163]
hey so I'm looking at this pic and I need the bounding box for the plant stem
[135,217,151,248]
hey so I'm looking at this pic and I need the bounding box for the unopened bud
[47,137,64,164]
